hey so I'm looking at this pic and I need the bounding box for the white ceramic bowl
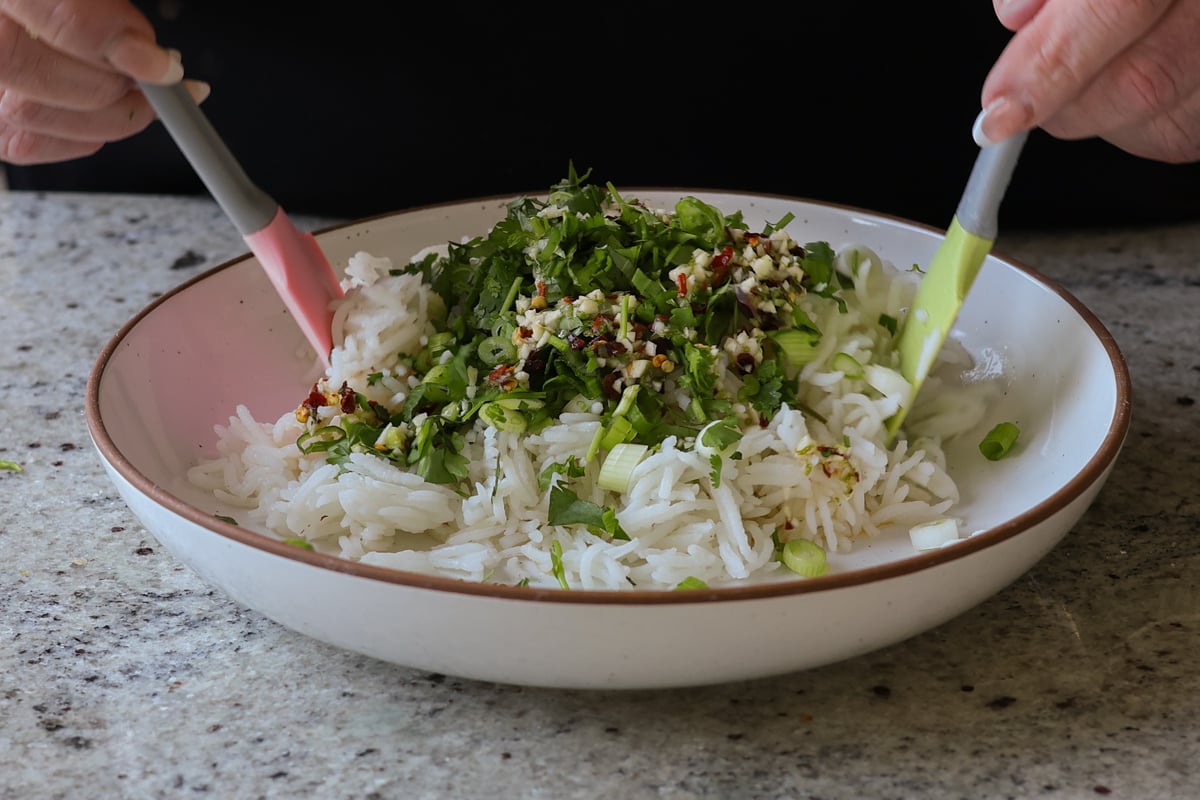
[86,190,1131,690]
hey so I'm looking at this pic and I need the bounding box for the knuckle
[1032,35,1084,91]
[1118,54,1184,118]
[40,1,77,44]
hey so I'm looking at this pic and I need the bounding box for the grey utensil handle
[139,82,278,236]
[956,129,1029,240]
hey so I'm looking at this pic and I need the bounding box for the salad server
[886,118,1028,440]
[139,81,343,367]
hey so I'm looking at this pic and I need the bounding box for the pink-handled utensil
[139,82,343,367]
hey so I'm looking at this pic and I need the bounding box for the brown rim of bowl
[84,189,1133,606]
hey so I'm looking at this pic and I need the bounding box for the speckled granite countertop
[1,191,1198,800]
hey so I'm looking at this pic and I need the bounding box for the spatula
[138,81,344,368]
[885,122,1028,442]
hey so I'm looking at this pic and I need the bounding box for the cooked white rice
[188,241,992,590]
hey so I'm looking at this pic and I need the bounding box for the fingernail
[973,97,1028,148]
[108,34,184,84]
[996,0,1039,24]
[972,105,999,148]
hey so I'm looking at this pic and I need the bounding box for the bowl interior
[90,191,1128,583]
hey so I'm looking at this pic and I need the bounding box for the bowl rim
[84,188,1133,606]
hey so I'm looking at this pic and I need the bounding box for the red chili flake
[338,383,357,414]
[566,333,588,351]
[710,246,735,286]
[517,326,532,340]
[301,383,325,415]
[488,364,512,383]
[676,273,689,295]
[536,280,547,297]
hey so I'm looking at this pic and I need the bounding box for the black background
[7,2,1198,229]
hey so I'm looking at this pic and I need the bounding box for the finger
[1037,0,1200,141]
[0,0,182,84]
[0,125,103,164]
[976,0,1175,144]
[993,0,1051,31]
[0,79,210,144]
[0,16,133,110]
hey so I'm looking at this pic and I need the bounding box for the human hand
[975,0,1200,163]
[0,0,208,165]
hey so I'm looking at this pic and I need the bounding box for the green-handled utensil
[885,126,1028,442]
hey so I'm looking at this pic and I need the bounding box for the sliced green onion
[479,401,527,433]
[415,331,455,371]
[599,415,635,450]
[831,352,863,379]
[427,330,455,352]
[494,396,545,412]
[597,442,648,493]
[613,383,640,417]
[979,422,1021,461]
[585,424,606,464]
[422,362,453,386]
[477,335,516,366]
[562,394,595,415]
[769,328,821,367]
[0,460,22,472]
[675,576,708,591]
[780,538,829,578]
[375,425,406,451]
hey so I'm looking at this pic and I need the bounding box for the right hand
[977,0,1200,163]
[0,0,208,165]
